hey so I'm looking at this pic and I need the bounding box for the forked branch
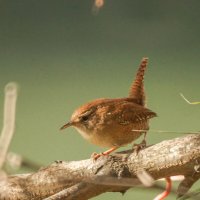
[0,134,200,200]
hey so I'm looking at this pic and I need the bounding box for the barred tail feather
[129,57,148,106]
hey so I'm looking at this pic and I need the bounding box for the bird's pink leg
[92,147,118,160]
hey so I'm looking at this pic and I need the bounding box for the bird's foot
[91,152,103,160]
[91,147,118,160]
[132,139,146,154]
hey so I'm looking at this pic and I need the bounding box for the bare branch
[0,134,200,199]
[0,83,18,170]
[43,182,118,200]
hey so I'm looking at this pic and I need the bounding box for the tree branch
[0,83,18,170]
[1,134,200,200]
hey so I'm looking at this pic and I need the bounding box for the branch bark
[1,134,200,200]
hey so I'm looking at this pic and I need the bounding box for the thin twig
[180,93,200,105]
[132,129,200,134]
[0,83,18,169]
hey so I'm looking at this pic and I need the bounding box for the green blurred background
[0,0,200,199]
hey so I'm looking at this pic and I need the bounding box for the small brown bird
[60,58,157,159]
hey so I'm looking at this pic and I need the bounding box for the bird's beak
[60,121,73,130]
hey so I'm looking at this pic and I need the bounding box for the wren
[60,58,157,159]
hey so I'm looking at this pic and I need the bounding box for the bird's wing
[116,101,157,125]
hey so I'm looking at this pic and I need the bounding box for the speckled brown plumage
[61,57,156,159]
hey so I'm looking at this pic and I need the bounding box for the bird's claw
[132,139,146,154]
[91,152,104,160]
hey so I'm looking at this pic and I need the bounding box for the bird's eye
[81,115,89,121]
[79,109,93,122]
[80,110,93,122]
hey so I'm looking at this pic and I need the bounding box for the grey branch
[0,83,18,170]
[1,134,200,200]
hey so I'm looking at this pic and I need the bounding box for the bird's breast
[75,122,147,148]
